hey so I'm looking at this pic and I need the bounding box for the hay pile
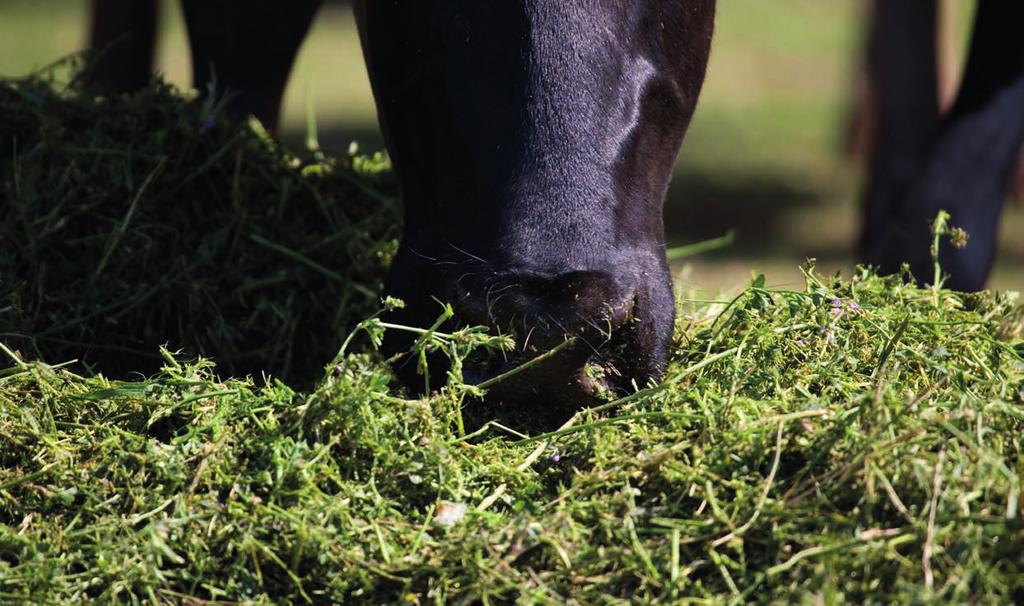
[0,73,400,387]
[2,265,1023,603]
[2,74,1024,604]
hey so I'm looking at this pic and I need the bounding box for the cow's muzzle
[447,269,646,407]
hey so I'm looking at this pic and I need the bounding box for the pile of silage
[2,264,1023,603]
[0,73,400,387]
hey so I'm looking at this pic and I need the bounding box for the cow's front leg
[864,3,1024,290]
[86,0,160,93]
[180,0,323,132]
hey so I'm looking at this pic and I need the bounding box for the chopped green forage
[2,73,1023,605]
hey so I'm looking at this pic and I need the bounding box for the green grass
[2,74,1024,604]
[3,265,1023,603]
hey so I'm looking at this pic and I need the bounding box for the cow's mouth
[457,304,643,412]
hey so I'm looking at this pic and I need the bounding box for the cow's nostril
[452,270,634,341]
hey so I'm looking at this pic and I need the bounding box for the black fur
[355,1,713,404]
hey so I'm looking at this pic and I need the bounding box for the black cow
[87,1,1024,406]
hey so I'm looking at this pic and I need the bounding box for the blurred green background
[2,0,1020,293]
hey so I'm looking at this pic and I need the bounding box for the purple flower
[831,297,844,317]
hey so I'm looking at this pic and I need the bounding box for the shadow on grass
[664,167,838,253]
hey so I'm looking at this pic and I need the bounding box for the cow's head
[355,0,714,408]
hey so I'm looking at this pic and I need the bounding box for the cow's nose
[450,270,639,405]
[453,270,633,336]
